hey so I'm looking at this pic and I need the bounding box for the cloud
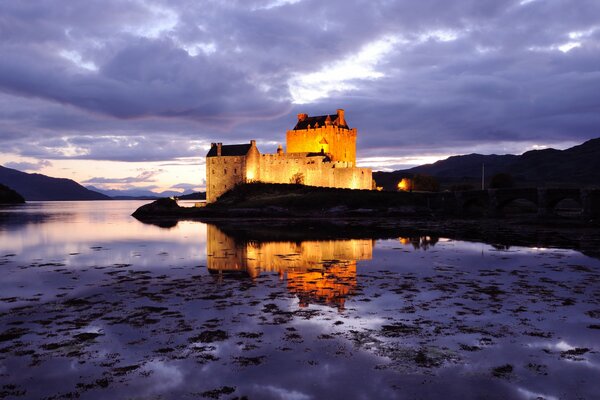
[82,170,159,184]
[0,0,599,172]
[4,160,52,171]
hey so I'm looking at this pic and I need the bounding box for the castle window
[212,169,215,174]
[224,169,227,174]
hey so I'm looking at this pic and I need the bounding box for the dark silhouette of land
[374,137,600,190]
[0,183,25,204]
[133,182,600,219]
[0,165,109,201]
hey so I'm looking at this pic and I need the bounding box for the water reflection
[207,224,373,309]
[1,202,599,399]
[398,235,439,250]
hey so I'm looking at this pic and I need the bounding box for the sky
[0,0,599,193]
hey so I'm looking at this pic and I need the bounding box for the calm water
[0,201,599,399]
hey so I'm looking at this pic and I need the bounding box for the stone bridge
[425,188,600,218]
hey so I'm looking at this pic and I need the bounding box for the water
[1,201,599,399]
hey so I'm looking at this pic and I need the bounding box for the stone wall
[207,151,372,202]
[206,144,260,202]
[286,125,357,164]
[206,155,246,203]
[245,145,261,182]
[258,153,372,189]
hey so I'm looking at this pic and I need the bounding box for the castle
[206,109,373,202]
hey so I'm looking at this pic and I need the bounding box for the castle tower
[205,140,260,203]
[286,109,357,164]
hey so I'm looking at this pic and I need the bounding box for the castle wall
[286,126,357,164]
[257,153,372,190]
[245,145,261,182]
[206,155,247,203]
[206,143,260,203]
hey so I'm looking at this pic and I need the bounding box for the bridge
[425,188,600,218]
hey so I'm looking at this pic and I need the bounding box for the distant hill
[86,186,193,200]
[0,165,110,201]
[0,183,25,204]
[374,138,600,190]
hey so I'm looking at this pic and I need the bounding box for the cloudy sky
[0,0,598,192]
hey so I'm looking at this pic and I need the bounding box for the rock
[132,197,180,218]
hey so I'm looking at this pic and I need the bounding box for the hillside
[0,183,25,204]
[0,165,110,201]
[374,138,600,190]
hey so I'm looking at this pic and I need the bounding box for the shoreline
[133,205,600,260]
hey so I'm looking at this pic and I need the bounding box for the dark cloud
[0,0,599,168]
[4,160,52,171]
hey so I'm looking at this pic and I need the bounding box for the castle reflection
[206,224,373,310]
[398,236,439,250]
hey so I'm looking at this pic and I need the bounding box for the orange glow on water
[206,225,372,309]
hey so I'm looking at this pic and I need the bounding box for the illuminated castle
[206,109,373,203]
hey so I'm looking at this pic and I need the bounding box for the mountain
[0,166,110,201]
[0,183,25,204]
[86,186,195,200]
[374,138,600,190]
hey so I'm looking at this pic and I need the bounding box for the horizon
[1,136,596,195]
[1,1,599,192]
